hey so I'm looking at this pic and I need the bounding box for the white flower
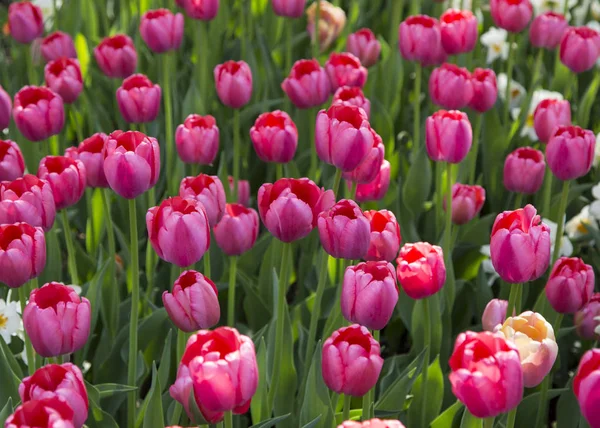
[68,284,82,295]
[0,299,22,346]
[498,73,526,110]
[514,89,564,141]
[566,205,597,239]
[480,245,500,286]
[544,217,574,257]
[595,133,600,167]
[481,27,511,64]
[32,0,60,30]
[532,0,578,18]
[592,0,600,20]
[572,0,592,25]
[595,316,600,336]
[447,0,473,9]
[82,361,92,374]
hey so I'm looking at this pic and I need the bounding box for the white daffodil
[0,298,22,345]
[68,284,82,295]
[588,183,600,219]
[480,245,500,286]
[566,205,597,239]
[595,133,600,167]
[33,0,60,30]
[532,0,578,17]
[498,73,526,111]
[592,0,600,20]
[481,27,511,64]
[447,0,473,9]
[515,89,564,141]
[544,217,574,257]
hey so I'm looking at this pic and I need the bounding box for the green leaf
[402,145,432,218]
[0,398,13,426]
[95,383,138,399]
[515,388,568,427]
[75,33,91,80]
[85,188,105,256]
[0,336,20,405]
[460,408,483,428]
[376,348,426,414]
[251,337,269,424]
[142,363,164,428]
[556,381,582,428]
[407,356,445,428]
[250,413,291,428]
[578,72,600,128]
[86,382,120,428]
[299,343,334,428]
[431,401,464,428]
[157,329,173,393]
[411,296,443,357]
[301,415,323,428]
[0,335,22,379]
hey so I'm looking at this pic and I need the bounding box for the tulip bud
[44,58,83,104]
[271,0,306,18]
[179,174,226,227]
[429,63,473,110]
[250,110,298,163]
[449,331,523,418]
[575,294,600,340]
[469,68,498,113]
[24,282,91,357]
[425,110,472,164]
[175,114,220,165]
[41,31,77,62]
[0,139,25,181]
[183,0,219,20]
[65,133,109,188]
[325,52,368,92]
[346,28,381,68]
[5,397,75,428]
[162,270,220,332]
[0,175,56,231]
[322,324,383,396]
[116,74,161,124]
[490,0,533,33]
[214,203,259,256]
[363,210,401,262]
[443,183,485,225]
[37,156,86,210]
[529,12,568,49]
[339,420,405,428]
[355,160,390,203]
[94,34,137,79]
[281,59,331,109]
[214,61,253,109]
[228,176,250,207]
[533,99,571,143]
[318,199,370,260]
[546,257,594,314]
[440,9,478,55]
[306,1,346,52]
[559,27,600,73]
[482,299,508,331]
[140,9,184,53]
[0,222,46,288]
[574,349,600,428]
[399,15,446,66]
[333,86,371,118]
[396,242,445,299]
[503,147,545,194]
[8,1,43,44]
[342,128,384,184]
[13,86,65,142]
[0,85,11,130]
[546,125,595,181]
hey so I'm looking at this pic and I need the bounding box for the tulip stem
[343,394,351,421]
[541,163,553,219]
[468,114,483,183]
[145,186,157,311]
[309,107,318,182]
[506,283,522,319]
[483,417,495,428]
[332,168,343,198]
[312,0,321,58]
[19,280,36,375]
[304,250,329,374]
[233,109,241,202]
[127,198,140,428]
[503,33,516,126]
[506,408,517,428]
[444,162,453,263]
[420,296,431,428]
[276,163,284,180]
[61,210,80,286]
[552,180,570,264]
[514,192,523,210]
[435,162,443,237]
[163,52,176,196]
[224,411,233,428]
[413,62,422,148]
[285,19,293,76]
[227,257,238,326]
[204,249,211,278]
[101,189,118,338]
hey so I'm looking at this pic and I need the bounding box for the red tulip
[44,58,83,104]
[41,31,77,62]
[396,242,445,299]
[175,114,219,165]
[5,397,75,428]
[213,203,259,256]
[363,209,401,262]
[443,183,485,225]
[339,420,405,428]
[560,26,600,73]
[94,34,137,79]
[140,9,184,53]
[574,349,600,427]
[214,61,253,108]
[0,222,46,288]
[249,110,298,163]
[179,174,226,227]
[503,147,545,194]
[332,86,371,118]
[65,133,109,188]
[440,9,478,54]
[0,139,25,181]
[38,156,86,210]
[116,74,161,124]
[325,52,368,92]
[355,160,390,203]
[281,59,331,109]
[8,1,43,44]
[0,175,56,231]
[13,86,65,142]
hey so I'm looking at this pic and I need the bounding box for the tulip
[228,176,250,207]
[8,1,43,44]
[0,85,11,130]
[546,125,595,181]
[93,34,137,79]
[20,363,88,428]
[44,58,83,104]
[306,1,346,52]
[346,28,381,68]
[162,270,220,332]
[546,257,594,314]
[5,397,75,428]
[396,242,445,299]
[425,110,472,164]
[214,61,253,109]
[325,52,368,92]
[175,114,219,165]
[363,210,401,262]
[429,64,473,110]
[13,86,65,142]
[281,59,331,109]
[490,204,551,283]
[482,299,508,331]
[529,12,568,49]
[443,183,485,225]
[103,130,160,199]
[398,15,446,66]
[575,294,600,340]
[341,261,398,330]
[65,133,109,188]
[322,324,383,396]
[440,9,478,55]
[183,0,219,20]
[449,331,523,418]
[0,222,45,288]
[258,177,334,242]
[318,199,370,259]
[116,74,161,124]
[0,175,56,231]
[214,203,259,256]
[23,282,90,357]
[574,349,600,428]
[339,420,405,428]
[37,156,86,210]
[249,110,298,163]
[342,128,383,184]
[140,9,184,53]
[355,160,390,203]
[315,104,373,171]
[146,197,210,267]
[559,27,600,73]
[179,174,226,227]
[332,86,371,118]
[503,147,545,194]
[170,327,258,423]
[0,139,25,181]
[533,99,571,143]
[490,0,533,33]
[468,68,498,113]
[41,31,77,62]
[271,0,306,18]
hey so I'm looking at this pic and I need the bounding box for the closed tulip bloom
[322,324,383,396]
[533,99,571,143]
[214,61,252,109]
[44,58,83,104]
[396,242,445,299]
[546,257,594,314]
[429,64,473,110]
[183,0,219,20]
[546,125,595,181]
[93,34,137,79]
[249,110,298,163]
[444,183,485,225]
[228,176,250,207]
[13,86,65,142]
[339,420,405,428]
[440,9,478,55]
[23,282,91,357]
[258,177,334,242]
[0,85,12,130]
[0,175,56,231]
[179,174,226,227]
[281,59,331,109]
[38,156,86,210]
[469,68,498,113]
[342,128,383,184]
[0,139,25,181]
[271,0,306,18]
[341,261,398,330]
[140,9,184,53]
[425,110,472,164]
[175,114,219,165]
[333,86,371,118]
[318,199,370,260]
[482,298,508,331]
[399,15,446,66]
[503,147,545,194]
[8,1,43,44]
[560,27,600,73]
[41,31,77,62]
[530,12,568,49]
[65,133,109,188]
[575,294,600,340]
[103,130,160,199]
[574,349,600,428]
[116,74,161,124]
[306,1,346,52]
[490,204,551,283]
[346,28,381,68]
[147,197,210,267]
[490,0,533,33]
[162,270,220,332]
[449,331,523,418]
[214,204,259,256]
[20,363,88,428]
[315,104,373,171]
[325,52,368,92]
[0,222,45,288]
[363,210,400,262]
[5,397,75,428]
[355,160,390,203]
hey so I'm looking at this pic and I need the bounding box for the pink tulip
[363,210,401,262]
[103,130,160,199]
[482,299,508,331]
[41,31,77,62]
[281,58,331,109]
[0,85,11,130]
[440,9,478,55]
[271,0,306,18]
[469,68,498,113]
[228,176,250,207]
[8,1,43,44]
[37,156,86,210]
[258,177,334,242]
[346,28,381,68]
[116,74,161,124]
[399,15,446,66]
[183,0,219,20]
[13,86,65,142]
[146,197,210,267]
[560,26,600,73]
[65,133,109,188]
[94,34,137,79]
[546,257,594,314]
[0,222,45,288]
[0,139,25,181]
[530,12,568,49]
[429,63,473,110]
[325,52,368,92]
[355,160,390,203]
[490,204,551,283]
[214,203,259,256]
[449,331,523,418]
[44,58,83,104]
[339,420,405,428]
[24,282,91,357]
[322,324,383,396]
[175,114,220,165]
[140,9,184,53]
[490,0,533,33]
[443,183,485,225]
[533,99,571,143]
[318,199,370,259]
[332,86,371,118]
[546,125,595,181]
[574,349,600,428]
[250,110,298,163]
[306,1,346,52]
[214,61,253,109]
[503,147,545,194]
[5,397,75,428]
[425,110,472,163]
[342,128,383,184]
[162,270,220,332]
[0,175,56,231]
[396,242,445,299]
[575,294,600,340]
[179,174,226,227]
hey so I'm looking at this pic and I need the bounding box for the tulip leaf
[41,228,63,284]
[0,397,13,426]
[410,295,443,358]
[85,188,105,258]
[578,72,600,128]
[402,144,431,218]
[75,33,91,81]
[251,337,269,424]
[299,342,334,428]
[515,387,568,427]
[0,337,20,405]
[250,413,291,428]
[157,329,172,393]
[85,382,120,428]
[460,408,483,428]
[95,383,138,399]
[142,363,164,428]
[301,415,323,428]
[556,380,583,428]
[407,356,444,428]
[431,400,464,428]
[0,335,22,379]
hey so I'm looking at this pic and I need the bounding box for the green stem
[101,189,118,338]
[483,417,495,428]
[204,249,211,278]
[227,257,238,326]
[61,210,80,285]
[240,1,247,59]
[233,109,241,202]
[444,162,453,262]
[312,0,321,57]
[127,198,140,428]
[224,411,233,428]
[276,163,284,180]
[285,19,293,74]
[25,45,36,85]
[468,114,483,183]
[552,180,570,264]
[420,297,431,428]
[541,162,553,219]
[304,250,329,372]
[409,0,420,15]
[332,168,343,198]
[413,62,422,148]
[349,181,357,200]
[503,33,516,126]
[309,107,318,181]
[506,408,517,428]
[343,394,351,421]
[19,280,36,374]
[514,193,523,209]
[145,186,156,309]
[435,162,443,237]
[506,283,522,318]
[163,53,176,195]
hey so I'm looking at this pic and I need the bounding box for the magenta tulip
[425,110,472,163]
[5,397,75,428]
[183,0,219,20]
[41,31,77,62]
[560,26,600,73]
[8,1,43,44]
[575,294,600,340]
[0,85,11,130]
[281,58,331,109]
[399,15,446,66]
[443,183,485,225]
[339,420,405,428]
[94,34,137,79]
[546,125,595,181]
[325,52,368,92]
[116,74,161,124]
[214,203,259,256]
[546,257,594,314]
[175,114,219,165]
[346,28,381,68]
[250,110,298,163]
[490,0,533,33]
[363,209,401,262]
[13,86,65,142]
[0,175,56,231]
[179,174,226,227]
[214,60,253,108]
[65,133,109,188]
[44,58,83,104]
[503,147,546,194]
[482,299,508,331]
[0,222,45,288]
[469,68,498,113]
[429,63,473,109]
[342,128,384,184]
[396,242,446,299]
[332,86,371,118]
[533,98,571,143]
[440,9,478,54]
[355,160,390,203]
[574,349,600,428]
[530,12,568,49]
[37,156,86,210]
[140,9,184,53]
[318,199,370,260]
[0,139,25,181]
[271,0,306,18]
